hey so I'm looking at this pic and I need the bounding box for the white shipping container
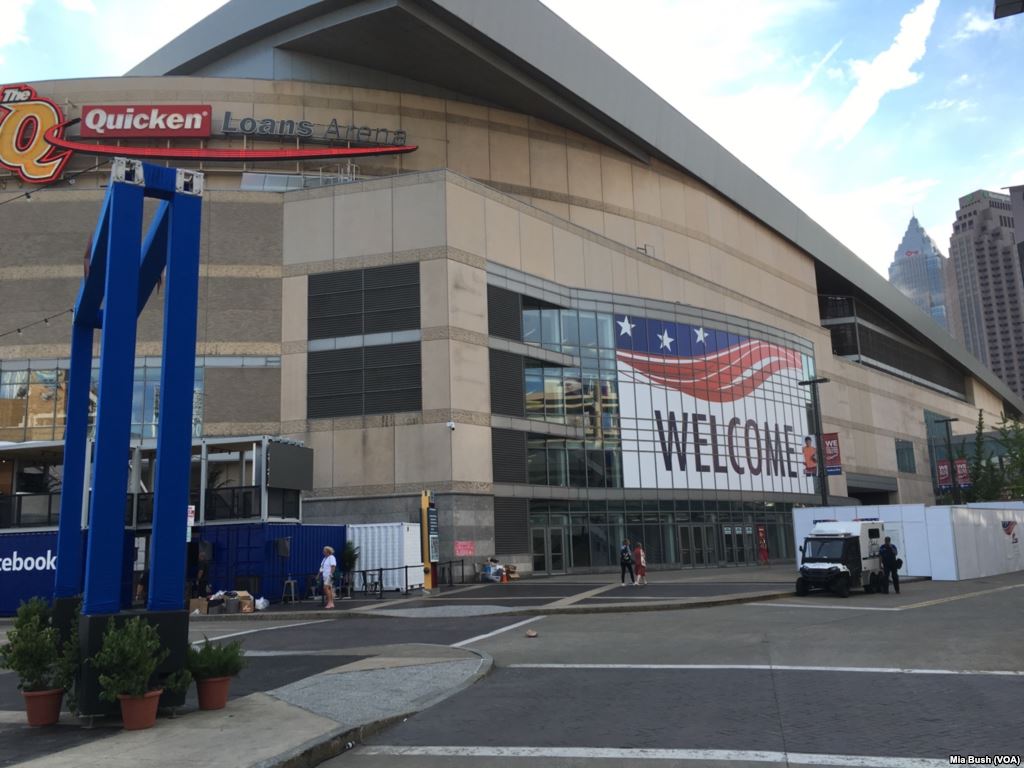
[347,523,424,592]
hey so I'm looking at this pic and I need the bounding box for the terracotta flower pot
[195,676,232,710]
[22,689,63,727]
[117,689,163,730]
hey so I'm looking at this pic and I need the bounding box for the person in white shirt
[320,545,337,609]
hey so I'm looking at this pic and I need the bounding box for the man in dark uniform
[879,536,900,594]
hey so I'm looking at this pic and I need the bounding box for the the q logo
[0,84,71,183]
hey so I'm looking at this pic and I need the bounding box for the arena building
[1,0,1019,576]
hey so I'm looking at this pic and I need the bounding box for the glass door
[549,527,566,573]
[531,526,568,574]
[678,525,694,567]
[531,527,546,573]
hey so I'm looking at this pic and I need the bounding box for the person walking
[633,540,648,585]
[320,545,337,609]
[878,536,900,594]
[619,538,636,586]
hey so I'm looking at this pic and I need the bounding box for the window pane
[596,313,615,349]
[560,310,580,350]
[525,368,544,419]
[579,311,598,348]
[541,309,561,349]
[522,309,541,345]
[527,438,548,485]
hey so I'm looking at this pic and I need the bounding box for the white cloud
[817,0,939,147]
[825,66,846,81]
[953,73,972,87]
[926,98,974,112]
[953,9,999,40]
[808,175,943,274]
[0,0,34,49]
[60,0,97,12]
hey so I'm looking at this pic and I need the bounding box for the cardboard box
[188,597,208,615]
[235,590,254,614]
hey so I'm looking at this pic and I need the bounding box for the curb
[261,648,494,768]
[190,592,794,621]
[512,590,793,616]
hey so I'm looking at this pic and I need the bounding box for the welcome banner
[615,314,814,495]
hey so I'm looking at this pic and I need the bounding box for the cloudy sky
[1,0,1022,277]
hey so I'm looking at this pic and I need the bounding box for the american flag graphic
[615,315,804,403]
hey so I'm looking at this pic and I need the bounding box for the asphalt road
[335,571,1024,768]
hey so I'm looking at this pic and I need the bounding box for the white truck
[796,520,886,598]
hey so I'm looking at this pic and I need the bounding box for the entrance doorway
[531,526,567,574]
[723,523,755,564]
[677,524,717,567]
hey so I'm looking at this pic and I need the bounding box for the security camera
[446,421,456,431]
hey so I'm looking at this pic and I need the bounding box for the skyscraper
[946,190,1023,396]
[888,215,949,329]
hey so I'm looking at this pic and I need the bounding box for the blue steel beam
[81,179,144,615]
[52,321,94,597]
[137,200,170,316]
[75,186,114,325]
[148,190,202,611]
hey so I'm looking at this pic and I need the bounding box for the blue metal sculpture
[54,158,203,615]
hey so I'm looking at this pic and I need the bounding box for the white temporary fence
[346,522,424,592]
[793,503,1024,581]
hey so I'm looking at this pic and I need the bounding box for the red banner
[757,525,769,563]
[822,432,842,475]
[954,457,971,487]
[937,460,952,487]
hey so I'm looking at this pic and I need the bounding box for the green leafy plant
[92,617,168,702]
[341,541,360,574]
[0,598,62,691]
[55,603,81,714]
[186,636,246,680]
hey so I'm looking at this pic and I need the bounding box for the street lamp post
[798,377,830,507]
[934,417,960,504]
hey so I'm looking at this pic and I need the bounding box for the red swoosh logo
[44,118,416,161]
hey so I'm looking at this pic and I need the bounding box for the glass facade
[511,291,814,571]
[529,501,795,570]
[0,356,279,443]
[520,300,816,495]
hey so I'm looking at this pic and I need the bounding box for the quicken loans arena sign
[0,84,416,184]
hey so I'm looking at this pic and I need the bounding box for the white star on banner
[657,328,674,350]
[694,327,708,344]
[617,316,635,337]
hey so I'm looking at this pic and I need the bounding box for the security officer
[878,536,900,594]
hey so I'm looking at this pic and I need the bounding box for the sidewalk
[191,564,801,622]
[5,644,491,768]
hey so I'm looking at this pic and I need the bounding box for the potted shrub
[92,616,185,730]
[186,636,245,710]
[0,598,64,726]
[340,541,360,598]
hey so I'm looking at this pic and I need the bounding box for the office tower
[888,215,949,329]
[946,190,1023,395]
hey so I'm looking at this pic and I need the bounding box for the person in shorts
[320,545,337,609]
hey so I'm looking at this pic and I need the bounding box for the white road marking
[507,662,1024,677]
[360,745,949,766]
[450,616,544,648]
[759,583,1024,612]
[757,603,902,611]
[190,619,332,646]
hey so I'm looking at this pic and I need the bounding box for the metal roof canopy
[0,435,296,464]
[129,0,1024,415]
